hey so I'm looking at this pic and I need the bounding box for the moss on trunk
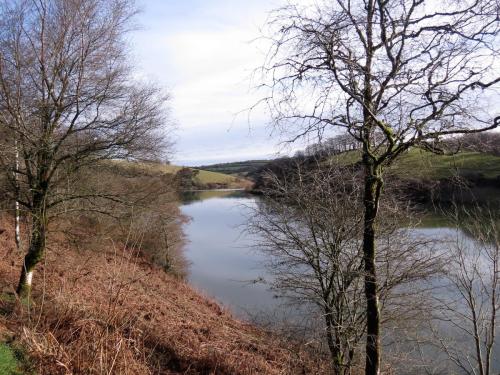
[16,207,47,298]
[362,163,383,375]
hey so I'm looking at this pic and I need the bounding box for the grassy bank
[115,161,252,190]
[328,148,500,179]
[0,216,329,375]
[389,149,500,179]
[0,342,22,375]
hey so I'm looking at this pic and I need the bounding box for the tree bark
[325,309,344,374]
[14,140,22,251]
[15,200,21,250]
[363,164,383,375]
[16,199,47,298]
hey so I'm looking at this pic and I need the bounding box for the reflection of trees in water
[449,206,500,246]
[179,190,249,205]
[253,180,500,373]
[249,165,441,373]
[425,206,500,375]
[183,188,499,373]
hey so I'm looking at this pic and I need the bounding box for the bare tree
[260,1,500,372]
[250,161,440,374]
[0,0,170,297]
[454,131,500,156]
[13,138,22,250]
[431,206,500,375]
[0,127,23,251]
[303,133,362,158]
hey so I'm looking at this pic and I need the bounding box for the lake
[180,190,283,321]
[180,190,499,373]
[180,190,454,319]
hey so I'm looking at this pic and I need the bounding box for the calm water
[180,190,282,320]
[180,190,499,373]
[180,190,451,320]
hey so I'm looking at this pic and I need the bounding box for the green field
[158,164,244,186]
[112,161,248,187]
[330,149,500,180]
[389,149,500,179]
[193,169,241,185]
[195,160,271,177]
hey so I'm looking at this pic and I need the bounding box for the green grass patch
[328,150,362,166]
[0,343,23,375]
[390,149,500,179]
[193,169,240,185]
[110,160,244,186]
[331,149,500,180]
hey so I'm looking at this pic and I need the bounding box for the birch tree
[0,0,170,297]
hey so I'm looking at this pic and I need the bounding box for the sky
[131,1,500,166]
[132,0,290,166]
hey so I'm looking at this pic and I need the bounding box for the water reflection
[180,189,248,205]
[180,191,284,320]
[180,191,500,373]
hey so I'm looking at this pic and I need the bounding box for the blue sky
[131,1,500,165]
[132,0,290,165]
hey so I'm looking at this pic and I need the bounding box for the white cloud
[165,29,265,127]
[132,0,281,164]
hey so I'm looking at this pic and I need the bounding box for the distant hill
[389,149,500,179]
[326,148,500,180]
[250,148,500,204]
[113,161,252,189]
[195,160,271,178]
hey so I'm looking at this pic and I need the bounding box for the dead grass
[0,216,330,374]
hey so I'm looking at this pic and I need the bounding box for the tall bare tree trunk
[16,194,47,298]
[15,201,21,249]
[14,140,22,251]
[362,163,383,375]
[325,308,344,374]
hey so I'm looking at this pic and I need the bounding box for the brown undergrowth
[0,216,330,374]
